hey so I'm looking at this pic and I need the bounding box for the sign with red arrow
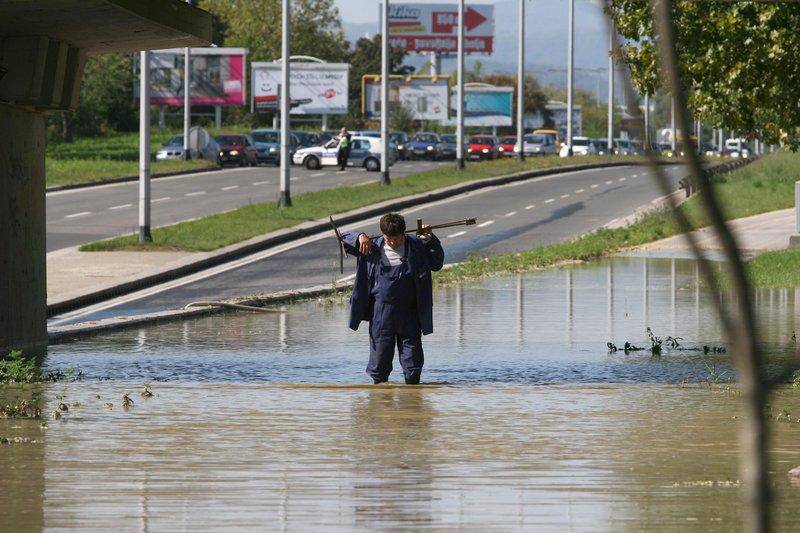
[387,3,494,54]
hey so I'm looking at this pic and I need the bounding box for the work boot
[404,375,420,385]
[372,378,388,384]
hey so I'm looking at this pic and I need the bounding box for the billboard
[252,62,349,115]
[444,86,514,127]
[362,75,450,121]
[386,3,494,54]
[546,101,582,139]
[134,48,247,106]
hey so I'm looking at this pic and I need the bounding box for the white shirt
[380,240,406,266]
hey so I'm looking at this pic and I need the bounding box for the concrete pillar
[790,181,800,248]
[215,105,222,129]
[0,103,47,356]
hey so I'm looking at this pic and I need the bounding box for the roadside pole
[566,0,574,156]
[516,0,525,162]
[644,92,650,149]
[278,0,292,207]
[696,121,701,152]
[670,96,676,152]
[183,46,191,160]
[380,0,391,185]
[456,0,465,170]
[139,51,152,243]
[607,17,614,155]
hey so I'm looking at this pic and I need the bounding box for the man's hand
[419,225,434,242]
[357,233,374,255]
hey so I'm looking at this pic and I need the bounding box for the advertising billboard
[444,86,513,127]
[134,48,247,106]
[546,101,582,139]
[386,3,494,54]
[252,62,349,115]
[362,75,450,121]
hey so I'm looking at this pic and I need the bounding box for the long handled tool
[329,216,477,273]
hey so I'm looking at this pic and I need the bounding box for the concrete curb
[48,160,662,318]
[45,165,219,193]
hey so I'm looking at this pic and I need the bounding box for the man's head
[340,127,347,135]
[380,213,406,248]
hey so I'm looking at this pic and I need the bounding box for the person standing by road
[337,127,351,171]
[341,213,445,384]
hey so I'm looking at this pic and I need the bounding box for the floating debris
[122,394,134,410]
[140,385,153,399]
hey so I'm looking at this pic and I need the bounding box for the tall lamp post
[607,16,614,155]
[516,0,525,161]
[183,46,191,160]
[380,0,391,185]
[139,51,152,243]
[456,0,465,170]
[278,0,292,207]
[566,0,575,156]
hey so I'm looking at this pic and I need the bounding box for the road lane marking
[591,184,599,188]
[108,204,132,210]
[505,211,517,217]
[545,198,555,203]
[152,197,171,203]
[525,205,534,210]
[477,220,494,228]
[447,231,467,238]
[65,211,91,218]
[221,185,239,191]
[631,174,639,177]
[575,188,584,193]
[560,194,569,199]
[310,172,326,177]
[186,191,206,197]
[605,180,613,184]
[252,181,270,185]
[290,177,299,181]
[618,177,626,182]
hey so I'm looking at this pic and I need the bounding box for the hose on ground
[184,301,284,313]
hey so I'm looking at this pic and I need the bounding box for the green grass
[80,155,645,252]
[437,151,800,285]
[46,158,216,187]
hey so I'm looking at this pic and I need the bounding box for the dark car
[408,132,441,160]
[251,129,300,165]
[215,134,258,167]
[467,135,499,161]
[293,131,319,148]
[390,132,409,160]
[439,134,457,159]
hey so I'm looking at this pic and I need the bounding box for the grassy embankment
[46,131,216,187]
[80,155,644,252]
[437,151,800,286]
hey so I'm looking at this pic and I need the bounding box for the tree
[608,1,800,147]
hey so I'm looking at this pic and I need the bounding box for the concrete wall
[0,103,46,356]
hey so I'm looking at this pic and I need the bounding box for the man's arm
[341,231,375,257]
[419,232,444,271]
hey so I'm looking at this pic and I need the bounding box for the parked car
[613,138,640,156]
[215,134,259,166]
[467,135,499,161]
[724,138,750,158]
[156,128,220,162]
[250,129,300,165]
[498,135,517,156]
[318,130,338,144]
[292,131,319,148]
[390,132,409,160]
[522,133,558,157]
[292,135,395,171]
[534,129,561,150]
[408,132,442,160]
[438,134,458,159]
[591,138,611,155]
[559,136,597,157]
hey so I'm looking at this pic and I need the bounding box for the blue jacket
[342,231,445,335]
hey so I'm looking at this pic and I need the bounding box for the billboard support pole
[516,0,525,161]
[322,114,328,131]
[138,51,152,243]
[456,0,465,170]
[566,0,574,156]
[607,15,614,155]
[278,0,292,207]
[644,92,650,149]
[183,46,191,160]
[380,0,391,185]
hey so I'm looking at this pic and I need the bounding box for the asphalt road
[46,159,448,252]
[49,164,685,326]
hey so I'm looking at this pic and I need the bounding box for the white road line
[290,177,299,181]
[560,194,569,199]
[477,220,494,228]
[221,185,239,191]
[590,184,599,188]
[545,198,555,204]
[618,177,626,182]
[108,203,132,210]
[447,231,467,238]
[631,174,639,178]
[310,172,326,177]
[252,181,270,185]
[505,211,517,217]
[524,205,534,210]
[152,196,171,203]
[65,211,91,218]
[575,188,585,193]
[605,180,613,185]
[186,191,206,197]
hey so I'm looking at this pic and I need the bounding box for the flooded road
[4,257,800,530]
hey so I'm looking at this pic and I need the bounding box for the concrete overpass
[1,1,212,355]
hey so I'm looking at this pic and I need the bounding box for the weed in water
[647,328,663,356]
[122,394,134,410]
[1,398,42,419]
[141,385,154,398]
[607,342,618,353]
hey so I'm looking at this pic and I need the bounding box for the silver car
[292,135,396,171]
[521,133,557,157]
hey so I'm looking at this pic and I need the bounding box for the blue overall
[368,240,424,384]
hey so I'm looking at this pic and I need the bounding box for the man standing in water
[341,213,445,384]
[336,127,351,171]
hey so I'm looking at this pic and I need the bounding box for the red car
[498,135,517,157]
[215,134,259,167]
[467,135,500,161]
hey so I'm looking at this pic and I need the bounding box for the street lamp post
[139,51,152,243]
[183,46,191,160]
[566,0,574,156]
[607,17,614,155]
[670,96,676,152]
[380,0,391,185]
[644,92,650,149]
[456,0,465,170]
[278,0,291,207]
[516,0,525,162]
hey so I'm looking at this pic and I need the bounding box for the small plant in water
[122,393,134,410]
[647,328,663,356]
[607,342,618,353]
[140,385,153,398]
[792,370,800,389]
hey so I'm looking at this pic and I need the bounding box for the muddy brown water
[3,257,800,530]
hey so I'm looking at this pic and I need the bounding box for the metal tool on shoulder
[329,215,477,273]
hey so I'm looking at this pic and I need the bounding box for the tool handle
[405,218,477,234]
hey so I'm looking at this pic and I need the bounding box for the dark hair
[379,213,406,237]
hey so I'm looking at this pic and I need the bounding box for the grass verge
[436,151,800,285]
[47,158,216,188]
[80,155,648,252]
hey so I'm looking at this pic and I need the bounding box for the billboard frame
[251,60,350,116]
[383,3,494,54]
[361,74,451,120]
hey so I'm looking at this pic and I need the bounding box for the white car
[559,136,598,157]
[292,136,396,171]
